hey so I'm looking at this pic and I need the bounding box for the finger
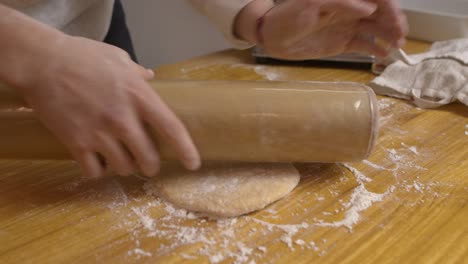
[398,12,409,39]
[136,82,201,171]
[265,0,376,48]
[359,20,401,46]
[385,8,408,45]
[370,0,408,44]
[116,115,161,177]
[347,35,389,57]
[368,0,401,20]
[95,132,135,176]
[145,69,155,80]
[397,37,406,48]
[135,63,155,80]
[321,0,377,20]
[74,151,104,179]
[64,137,104,178]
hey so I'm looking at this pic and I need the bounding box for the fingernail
[184,158,201,171]
[365,2,378,13]
[147,69,155,79]
[81,167,101,179]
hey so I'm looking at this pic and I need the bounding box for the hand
[235,0,408,60]
[18,35,201,178]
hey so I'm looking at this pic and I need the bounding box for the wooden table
[0,40,467,264]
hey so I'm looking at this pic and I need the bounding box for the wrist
[0,5,68,94]
[234,0,275,45]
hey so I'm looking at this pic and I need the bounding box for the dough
[146,162,300,217]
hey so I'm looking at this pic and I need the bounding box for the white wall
[122,0,231,67]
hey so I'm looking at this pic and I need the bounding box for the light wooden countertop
[0,40,467,264]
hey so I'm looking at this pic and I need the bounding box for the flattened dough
[147,162,300,217]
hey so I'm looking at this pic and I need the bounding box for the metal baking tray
[252,47,374,69]
[252,47,374,63]
[401,0,468,41]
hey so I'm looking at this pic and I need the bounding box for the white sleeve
[187,0,255,49]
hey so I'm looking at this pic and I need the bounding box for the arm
[187,0,259,49]
[0,5,65,90]
[0,4,200,178]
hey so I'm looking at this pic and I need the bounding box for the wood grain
[0,40,467,264]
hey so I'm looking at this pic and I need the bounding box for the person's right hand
[235,0,408,60]
[18,35,201,178]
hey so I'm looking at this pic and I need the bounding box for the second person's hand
[235,0,408,60]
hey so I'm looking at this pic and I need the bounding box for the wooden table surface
[0,40,467,264]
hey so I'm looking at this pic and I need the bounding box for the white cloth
[1,0,114,41]
[370,38,468,108]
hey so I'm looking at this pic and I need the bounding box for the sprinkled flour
[58,145,434,263]
[400,143,419,155]
[48,93,442,263]
[316,164,392,230]
[341,164,372,183]
[253,65,283,81]
[128,248,152,258]
[362,160,389,171]
[102,182,313,264]
[316,184,391,230]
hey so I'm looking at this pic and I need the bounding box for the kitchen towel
[370,38,468,108]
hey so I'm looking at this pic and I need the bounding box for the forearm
[187,0,265,49]
[0,4,66,91]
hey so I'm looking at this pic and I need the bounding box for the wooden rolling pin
[0,80,378,162]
